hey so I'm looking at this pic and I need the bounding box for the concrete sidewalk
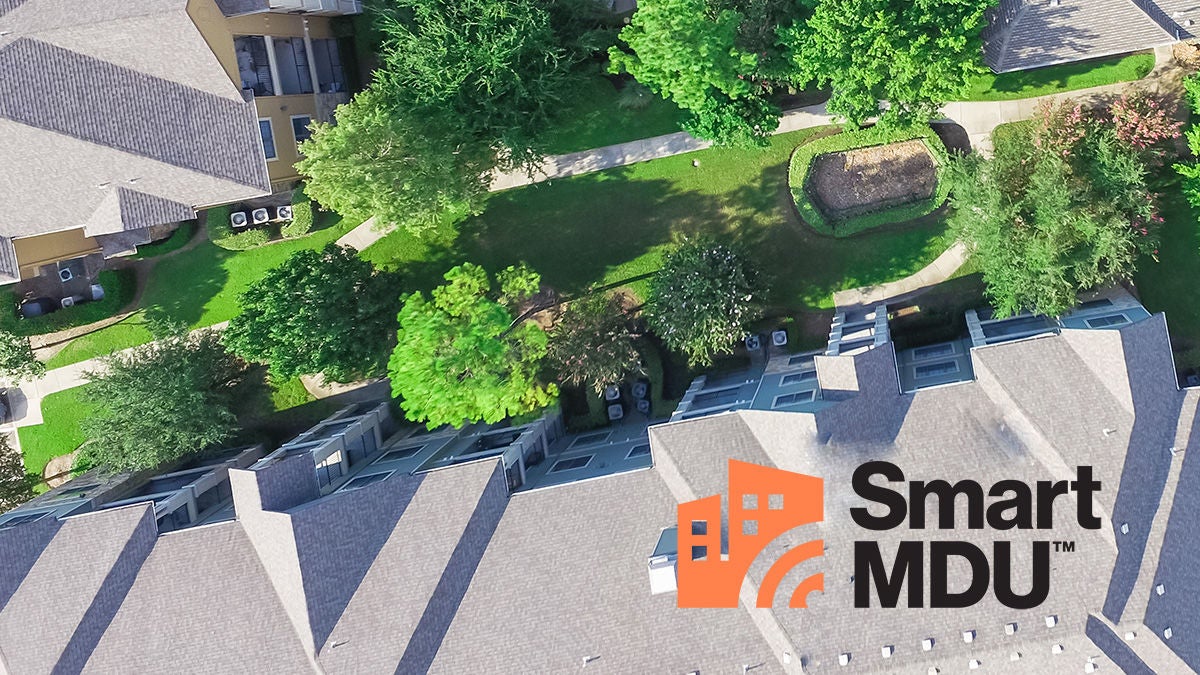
[832,242,970,310]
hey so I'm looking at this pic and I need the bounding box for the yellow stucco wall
[188,0,337,184]
[13,229,102,280]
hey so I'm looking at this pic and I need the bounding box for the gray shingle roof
[0,0,270,244]
[982,0,1179,72]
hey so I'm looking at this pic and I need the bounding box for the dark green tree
[784,0,996,126]
[0,330,44,381]
[546,293,643,393]
[226,245,399,383]
[388,263,557,428]
[0,435,35,512]
[79,330,246,473]
[647,240,761,365]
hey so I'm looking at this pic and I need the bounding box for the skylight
[550,456,593,473]
[340,472,393,492]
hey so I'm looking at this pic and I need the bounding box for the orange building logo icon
[677,459,824,608]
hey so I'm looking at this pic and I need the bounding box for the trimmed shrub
[0,268,137,336]
[282,187,315,239]
[788,124,951,237]
[206,204,270,250]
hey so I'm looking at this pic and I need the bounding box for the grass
[963,51,1154,101]
[1135,188,1200,370]
[367,126,952,311]
[17,386,97,489]
[45,217,356,369]
[1,269,137,337]
[542,73,686,155]
[788,124,950,237]
[129,221,198,260]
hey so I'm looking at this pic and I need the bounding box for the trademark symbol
[1053,541,1076,553]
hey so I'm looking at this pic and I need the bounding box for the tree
[0,330,44,381]
[547,293,643,393]
[0,435,34,512]
[647,240,761,365]
[388,263,557,428]
[950,101,1165,317]
[297,87,494,234]
[226,245,399,383]
[784,0,995,126]
[610,0,786,146]
[79,329,247,473]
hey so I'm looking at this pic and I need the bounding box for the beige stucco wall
[257,95,319,183]
[14,229,102,280]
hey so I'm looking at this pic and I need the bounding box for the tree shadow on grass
[136,242,231,328]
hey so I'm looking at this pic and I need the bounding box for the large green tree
[226,245,399,383]
[647,240,761,365]
[79,330,246,473]
[297,87,494,234]
[546,293,643,393]
[610,0,793,145]
[784,0,995,125]
[950,102,1163,317]
[0,435,35,512]
[388,263,556,428]
[0,330,44,382]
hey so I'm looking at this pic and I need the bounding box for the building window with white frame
[291,115,313,148]
[259,119,277,160]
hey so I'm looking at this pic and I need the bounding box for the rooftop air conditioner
[275,205,294,221]
[252,208,270,225]
[58,268,73,283]
[230,211,249,228]
[60,296,75,308]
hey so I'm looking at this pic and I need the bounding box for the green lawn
[366,126,952,310]
[1135,189,1200,370]
[542,73,685,155]
[962,51,1154,101]
[129,221,198,260]
[17,386,96,488]
[46,217,356,369]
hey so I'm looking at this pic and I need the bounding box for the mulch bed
[807,140,938,218]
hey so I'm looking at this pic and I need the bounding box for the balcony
[268,0,362,15]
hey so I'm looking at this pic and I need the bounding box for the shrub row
[1,268,137,336]
[207,186,318,251]
[788,124,951,237]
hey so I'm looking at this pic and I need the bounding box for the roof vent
[1005,622,1017,635]
[1155,583,1165,596]
[1085,660,1099,673]
[969,659,982,670]
[1052,644,1064,655]
[1124,631,1137,640]
[1046,615,1059,628]
[1049,0,1060,6]
[922,638,934,651]
[1164,627,1174,640]
[1103,428,1116,437]
[1011,652,1022,661]
[581,655,599,666]
[1120,523,1129,534]
[928,668,940,675]
[881,645,894,658]
[962,630,976,643]
[838,653,851,666]
[647,527,678,595]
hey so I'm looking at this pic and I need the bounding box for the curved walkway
[832,242,969,310]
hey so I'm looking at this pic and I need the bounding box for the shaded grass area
[963,51,1154,101]
[17,386,96,489]
[542,73,685,155]
[129,221,198,260]
[367,126,952,311]
[1135,188,1200,370]
[1,269,137,337]
[45,218,355,369]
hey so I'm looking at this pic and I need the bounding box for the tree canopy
[950,101,1169,317]
[0,330,44,382]
[647,240,761,365]
[388,263,556,428]
[79,330,246,473]
[226,245,400,383]
[0,435,34,512]
[546,293,643,393]
[784,0,996,126]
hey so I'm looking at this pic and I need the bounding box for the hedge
[129,220,197,260]
[0,268,137,336]
[282,187,315,239]
[788,124,951,237]
[206,204,270,251]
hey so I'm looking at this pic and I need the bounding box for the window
[788,354,814,367]
[272,37,313,95]
[549,455,592,473]
[691,386,741,408]
[258,119,276,160]
[1079,298,1114,310]
[914,361,959,379]
[374,445,425,464]
[340,472,393,491]
[311,38,347,93]
[571,431,611,448]
[291,115,313,147]
[912,342,956,361]
[772,391,816,408]
[315,451,344,488]
[1085,314,1129,329]
[780,371,817,386]
[626,444,651,459]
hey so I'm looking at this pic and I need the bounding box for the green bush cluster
[282,187,315,239]
[788,124,951,237]
[206,204,270,251]
[0,268,137,336]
